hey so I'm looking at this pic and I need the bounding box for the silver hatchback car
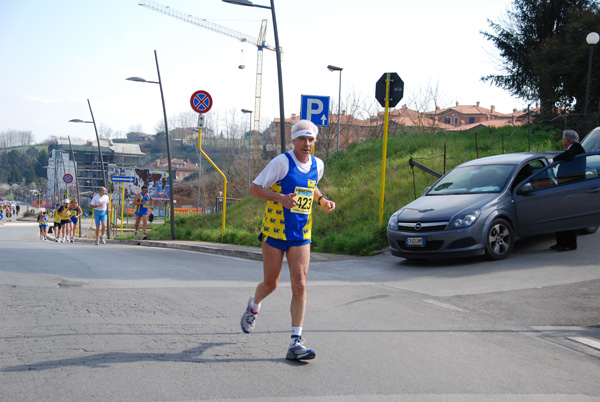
[387,152,600,260]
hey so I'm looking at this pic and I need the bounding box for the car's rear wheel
[485,218,514,260]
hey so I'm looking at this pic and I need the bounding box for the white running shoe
[286,338,316,361]
[95,239,99,245]
[240,297,258,334]
[100,236,106,244]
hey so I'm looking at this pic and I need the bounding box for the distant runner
[133,185,154,240]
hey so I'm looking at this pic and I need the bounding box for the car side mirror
[518,183,534,195]
[424,187,431,194]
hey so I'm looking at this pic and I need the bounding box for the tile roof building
[269,102,533,153]
[150,157,199,181]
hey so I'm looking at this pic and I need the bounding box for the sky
[0,0,525,144]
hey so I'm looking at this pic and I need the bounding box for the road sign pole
[191,89,226,238]
[375,72,403,229]
[121,182,125,235]
[198,127,227,239]
[379,73,391,229]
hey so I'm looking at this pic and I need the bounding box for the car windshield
[429,164,515,195]
[581,127,600,152]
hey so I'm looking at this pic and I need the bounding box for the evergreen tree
[481,0,599,118]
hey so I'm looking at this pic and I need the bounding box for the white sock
[250,297,261,313]
[291,327,302,340]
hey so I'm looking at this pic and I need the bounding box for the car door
[513,153,600,236]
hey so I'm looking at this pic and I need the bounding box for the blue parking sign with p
[300,95,330,127]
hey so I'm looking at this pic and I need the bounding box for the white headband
[291,129,317,140]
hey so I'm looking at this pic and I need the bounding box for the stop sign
[375,72,404,107]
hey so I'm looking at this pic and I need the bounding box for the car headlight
[449,209,481,228]
[388,210,402,230]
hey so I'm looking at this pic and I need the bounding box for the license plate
[405,237,425,247]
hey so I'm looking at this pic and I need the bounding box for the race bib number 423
[291,187,314,214]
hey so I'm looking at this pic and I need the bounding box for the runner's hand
[281,192,300,209]
[320,198,336,213]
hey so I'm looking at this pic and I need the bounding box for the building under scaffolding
[46,139,149,206]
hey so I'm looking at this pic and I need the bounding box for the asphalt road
[1,220,599,402]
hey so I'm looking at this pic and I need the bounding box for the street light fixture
[241,109,253,194]
[223,0,286,154]
[584,32,599,127]
[327,65,343,151]
[126,49,175,240]
[69,98,109,239]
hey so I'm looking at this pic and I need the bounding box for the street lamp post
[327,65,343,151]
[222,0,286,154]
[126,50,176,240]
[584,32,599,127]
[69,98,110,239]
[241,109,253,194]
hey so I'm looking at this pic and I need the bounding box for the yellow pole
[198,128,227,238]
[120,182,125,235]
[378,73,391,229]
[109,182,113,238]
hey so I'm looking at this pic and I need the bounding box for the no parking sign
[190,90,213,114]
[63,174,74,184]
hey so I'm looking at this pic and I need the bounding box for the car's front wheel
[485,218,514,260]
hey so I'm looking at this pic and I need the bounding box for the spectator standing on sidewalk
[90,187,111,245]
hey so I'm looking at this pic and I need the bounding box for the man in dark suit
[551,130,586,252]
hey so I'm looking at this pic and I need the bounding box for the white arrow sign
[111,176,135,183]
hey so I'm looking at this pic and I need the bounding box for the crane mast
[138,0,278,143]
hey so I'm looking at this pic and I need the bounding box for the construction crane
[138,0,279,143]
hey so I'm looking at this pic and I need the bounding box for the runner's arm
[314,187,335,213]
[249,183,299,210]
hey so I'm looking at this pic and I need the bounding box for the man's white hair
[291,119,318,140]
[563,130,580,143]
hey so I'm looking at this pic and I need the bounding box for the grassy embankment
[148,125,563,255]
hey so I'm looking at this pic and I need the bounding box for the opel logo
[415,222,422,231]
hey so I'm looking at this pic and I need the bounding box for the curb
[45,235,359,262]
[47,235,264,261]
[121,239,264,261]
